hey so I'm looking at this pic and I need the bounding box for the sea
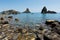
[1,13,60,28]
[7,12,60,24]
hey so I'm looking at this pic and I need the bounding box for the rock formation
[23,8,31,13]
[41,6,47,13]
[1,10,20,14]
[41,6,56,13]
[47,10,56,13]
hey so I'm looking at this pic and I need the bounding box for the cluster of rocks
[1,10,20,15]
[0,7,57,14]
[41,6,56,13]
[45,20,60,35]
[0,17,60,40]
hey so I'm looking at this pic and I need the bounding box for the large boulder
[0,21,9,24]
[45,20,56,25]
[45,20,58,28]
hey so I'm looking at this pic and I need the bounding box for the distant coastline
[41,6,56,13]
[0,6,57,14]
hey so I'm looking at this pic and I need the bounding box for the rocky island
[41,6,56,13]
[1,10,20,15]
[23,8,31,13]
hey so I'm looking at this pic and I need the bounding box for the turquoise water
[8,13,60,26]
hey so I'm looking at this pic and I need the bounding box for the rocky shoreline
[0,15,60,40]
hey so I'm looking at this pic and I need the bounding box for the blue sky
[0,0,60,12]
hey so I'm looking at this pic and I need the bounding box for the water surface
[6,13,60,26]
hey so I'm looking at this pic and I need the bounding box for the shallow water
[2,13,60,27]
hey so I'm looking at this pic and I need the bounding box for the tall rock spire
[41,6,47,13]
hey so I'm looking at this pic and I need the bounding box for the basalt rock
[41,6,47,13]
[47,10,56,13]
[23,8,31,13]
[45,20,58,25]
[1,10,20,15]
[43,35,52,40]
[45,20,54,25]
[52,27,60,35]
[0,21,9,24]
[41,6,56,13]
[35,33,41,40]
[15,18,19,22]
[8,16,13,19]
[0,17,4,20]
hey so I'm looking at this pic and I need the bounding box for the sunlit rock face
[23,8,31,13]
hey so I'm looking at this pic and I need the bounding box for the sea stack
[23,8,31,13]
[41,6,56,13]
[41,6,47,13]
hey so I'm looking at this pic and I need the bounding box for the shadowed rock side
[1,10,20,14]
[23,8,31,13]
[41,6,56,13]
[41,6,47,13]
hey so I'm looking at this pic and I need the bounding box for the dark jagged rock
[8,16,13,19]
[23,8,31,13]
[50,23,56,28]
[39,27,44,30]
[0,17,4,20]
[35,32,41,40]
[45,20,54,25]
[45,20,60,35]
[1,10,20,15]
[47,10,56,13]
[45,20,58,25]
[41,6,56,13]
[43,35,52,40]
[52,27,60,35]
[35,37,41,40]
[0,21,9,24]
[17,28,22,33]
[15,18,19,21]
[41,6,47,13]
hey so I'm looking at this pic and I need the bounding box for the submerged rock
[23,8,31,13]
[0,17,4,20]
[15,18,19,22]
[8,16,13,19]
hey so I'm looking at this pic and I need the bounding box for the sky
[0,0,60,12]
